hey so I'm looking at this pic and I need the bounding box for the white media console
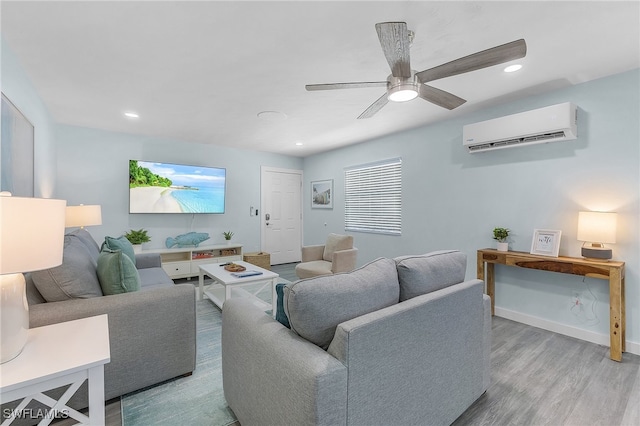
[143,243,243,279]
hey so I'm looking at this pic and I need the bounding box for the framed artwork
[311,179,333,209]
[530,229,562,257]
[1,93,34,197]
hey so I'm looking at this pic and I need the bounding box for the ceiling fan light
[504,64,523,73]
[388,87,418,102]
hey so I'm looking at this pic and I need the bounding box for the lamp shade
[0,196,67,274]
[1,195,66,363]
[65,204,102,228]
[577,211,617,244]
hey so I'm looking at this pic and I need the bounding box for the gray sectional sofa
[22,229,196,409]
[222,250,491,426]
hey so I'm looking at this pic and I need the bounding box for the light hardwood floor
[454,317,639,425]
[63,262,640,426]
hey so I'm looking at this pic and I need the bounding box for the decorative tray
[224,263,246,272]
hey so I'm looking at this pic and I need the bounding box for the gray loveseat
[22,229,196,409]
[222,250,491,426]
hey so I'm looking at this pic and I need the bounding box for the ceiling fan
[305,22,527,119]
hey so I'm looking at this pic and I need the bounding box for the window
[344,158,402,235]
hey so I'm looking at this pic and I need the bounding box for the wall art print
[311,179,333,209]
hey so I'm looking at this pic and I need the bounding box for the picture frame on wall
[1,93,34,197]
[311,179,333,209]
[530,229,562,257]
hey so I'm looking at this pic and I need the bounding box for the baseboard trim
[494,307,640,356]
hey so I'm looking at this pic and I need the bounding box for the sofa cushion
[103,235,136,266]
[137,267,174,290]
[97,248,141,295]
[394,250,467,301]
[284,257,399,349]
[323,233,353,262]
[31,235,103,302]
[67,228,101,263]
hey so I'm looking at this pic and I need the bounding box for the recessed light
[295,142,303,146]
[504,64,523,73]
[124,111,139,119]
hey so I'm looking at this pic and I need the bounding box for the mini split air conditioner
[463,102,577,153]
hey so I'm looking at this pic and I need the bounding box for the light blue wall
[55,125,303,253]
[1,38,57,197]
[303,69,639,344]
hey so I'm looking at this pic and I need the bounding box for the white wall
[302,69,640,350]
[55,124,303,254]
[1,38,57,197]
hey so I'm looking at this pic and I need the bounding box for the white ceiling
[2,1,639,157]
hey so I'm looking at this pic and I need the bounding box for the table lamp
[65,204,102,229]
[0,194,66,363]
[577,211,617,261]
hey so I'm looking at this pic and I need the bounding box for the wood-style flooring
[58,262,639,425]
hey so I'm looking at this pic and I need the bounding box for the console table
[476,249,625,362]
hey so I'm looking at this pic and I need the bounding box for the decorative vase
[497,242,508,252]
[133,244,142,254]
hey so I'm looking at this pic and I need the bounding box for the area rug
[121,279,286,426]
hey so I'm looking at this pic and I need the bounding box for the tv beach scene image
[129,160,226,213]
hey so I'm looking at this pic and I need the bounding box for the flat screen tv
[129,160,226,214]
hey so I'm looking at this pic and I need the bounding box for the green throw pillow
[97,248,141,295]
[103,235,136,266]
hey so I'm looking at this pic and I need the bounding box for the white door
[261,167,302,265]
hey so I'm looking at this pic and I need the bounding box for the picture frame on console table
[530,229,562,257]
[311,179,333,209]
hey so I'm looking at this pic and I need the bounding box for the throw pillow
[394,250,467,301]
[284,257,399,349]
[103,235,136,266]
[322,233,353,262]
[97,248,141,295]
[31,235,103,302]
[275,283,290,329]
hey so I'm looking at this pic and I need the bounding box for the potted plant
[222,231,234,244]
[493,227,510,251]
[125,228,151,253]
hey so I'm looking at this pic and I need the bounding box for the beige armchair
[295,233,358,279]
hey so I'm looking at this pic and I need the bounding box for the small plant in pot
[493,227,510,252]
[125,229,151,253]
[222,231,234,242]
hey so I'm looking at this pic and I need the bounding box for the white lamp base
[1,273,29,363]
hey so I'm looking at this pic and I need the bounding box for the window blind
[344,157,402,235]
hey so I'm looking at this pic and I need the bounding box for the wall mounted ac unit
[463,102,577,153]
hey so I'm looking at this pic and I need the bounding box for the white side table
[0,315,111,425]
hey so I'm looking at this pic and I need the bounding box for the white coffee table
[198,260,279,315]
[0,314,110,426]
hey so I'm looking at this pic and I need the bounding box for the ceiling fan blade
[375,22,412,78]
[416,39,527,83]
[305,82,387,91]
[357,93,389,119]
[418,85,466,110]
